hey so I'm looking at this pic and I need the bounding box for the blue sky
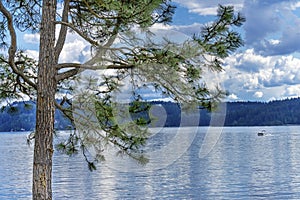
[170,0,300,102]
[21,0,300,102]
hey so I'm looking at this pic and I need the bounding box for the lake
[1,126,300,199]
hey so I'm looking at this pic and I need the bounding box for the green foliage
[194,5,245,71]
[0,0,40,49]
[0,51,37,100]
[129,101,151,113]
[69,0,175,44]
[5,99,300,131]
[93,98,150,151]
[0,1,245,171]
[55,133,80,156]
[129,101,151,126]
[66,4,245,168]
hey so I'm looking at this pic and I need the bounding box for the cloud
[286,85,300,96]
[173,0,244,15]
[221,47,300,101]
[150,22,203,38]
[56,27,91,63]
[229,49,272,73]
[173,0,300,57]
[227,93,238,100]
[24,49,39,60]
[23,33,40,44]
[59,38,89,63]
[18,1,300,102]
[172,23,203,36]
[22,29,90,63]
[291,1,300,10]
[257,28,300,56]
[243,0,300,55]
[225,49,300,86]
[243,1,283,46]
[254,91,263,98]
[264,55,300,86]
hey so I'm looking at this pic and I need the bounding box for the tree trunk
[32,0,57,199]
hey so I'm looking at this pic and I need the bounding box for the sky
[171,0,300,102]
[21,0,300,102]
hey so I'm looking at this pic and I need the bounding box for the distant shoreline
[1,97,300,131]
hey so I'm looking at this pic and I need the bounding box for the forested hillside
[225,98,300,126]
[1,98,300,132]
[152,98,300,126]
[0,101,71,132]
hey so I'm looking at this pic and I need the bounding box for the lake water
[1,126,300,199]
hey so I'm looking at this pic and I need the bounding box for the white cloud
[254,91,263,98]
[224,49,300,85]
[269,39,280,45]
[286,85,300,96]
[173,0,244,15]
[228,93,238,100]
[220,47,300,101]
[55,26,91,63]
[150,23,172,31]
[59,38,88,63]
[189,7,218,16]
[22,25,91,64]
[243,0,300,56]
[25,50,39,60]
[23,33,40,44]
[17,0,300,102]
[150,22,203,38]
[172,23,202,36]
[290,1,300,10]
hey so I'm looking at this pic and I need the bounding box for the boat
[257,130,266,136]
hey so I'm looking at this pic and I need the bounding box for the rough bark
[32,0,57,199]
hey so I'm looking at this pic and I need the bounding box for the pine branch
[54,21,99,46]
[55,0,71,62]
[0,1,37,90]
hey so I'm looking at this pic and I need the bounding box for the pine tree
[0,1,245,199]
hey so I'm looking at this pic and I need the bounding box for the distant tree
[0,1,244,199]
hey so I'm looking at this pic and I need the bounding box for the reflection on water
[1,126,300,199]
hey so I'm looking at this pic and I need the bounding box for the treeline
[225,98,300,126]
[153,98,300,126]
[1,97,300,131]
[0,101,71,132]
